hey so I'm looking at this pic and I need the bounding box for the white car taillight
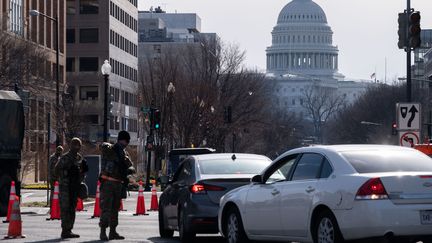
[355,178,389,200]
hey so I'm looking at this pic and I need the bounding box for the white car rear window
[341,149,432,173]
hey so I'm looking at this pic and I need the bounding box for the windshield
[198,158,270,175]
[341,149,432,173]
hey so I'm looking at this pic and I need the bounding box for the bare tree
[139,39,273,153]
[326,83,407,144]
[301,83,346,143]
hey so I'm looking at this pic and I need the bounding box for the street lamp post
[30,10,60,146]
[167,82,176,150]
[101,60,112,142]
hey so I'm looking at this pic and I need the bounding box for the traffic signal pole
[406,0,412,102]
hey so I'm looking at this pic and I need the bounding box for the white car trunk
[379,172,432,204]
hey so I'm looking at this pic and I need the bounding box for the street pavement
[0,190,225,243]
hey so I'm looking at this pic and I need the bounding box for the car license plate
[420,211,432,225]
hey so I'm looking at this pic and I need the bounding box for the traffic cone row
[91,181,101,218]
[134,181,148,216]
[46,181,60,220]
[3,196,25,239]
[3,181,16,223]
[148,182,159,211]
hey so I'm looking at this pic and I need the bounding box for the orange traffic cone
[4,196,25,239]
[148,181,159,211]
[3,181,16,223]
[91,181,101,218]
[119,199,126,211]
[76,198,85,212]
[46,181,60,220]
[133,181,148,216]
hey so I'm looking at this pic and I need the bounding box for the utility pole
[406,0,412,102]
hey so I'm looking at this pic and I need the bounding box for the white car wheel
[318,217,335,243]
[224,208,248,243]
[314,210,343,243]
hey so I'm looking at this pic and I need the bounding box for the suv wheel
[158,205,174,238]
[179,210,195,243]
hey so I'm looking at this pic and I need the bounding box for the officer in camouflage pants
[99,131,135,241]
[55,138,87,239]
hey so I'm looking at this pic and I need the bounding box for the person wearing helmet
[55,137,88,239]
[99,131,136,241]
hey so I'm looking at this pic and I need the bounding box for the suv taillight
[355,178,388,200]
[190,183,225,194]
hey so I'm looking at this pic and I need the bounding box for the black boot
[109,227,125,240]
[100,227,108,241]
[61,230,80,239]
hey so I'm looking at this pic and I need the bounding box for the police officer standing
[48,146,63,201]
[55,138,87,239]
[99,131,135,241]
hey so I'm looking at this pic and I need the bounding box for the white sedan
[218,145,432,243]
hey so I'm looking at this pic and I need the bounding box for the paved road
[1,190,225,242]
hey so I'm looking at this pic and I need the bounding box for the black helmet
[118,130,131,142]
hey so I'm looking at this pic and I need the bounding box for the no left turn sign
[399,131,420,147]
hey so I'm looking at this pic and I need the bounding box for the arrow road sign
[397,103,421,130]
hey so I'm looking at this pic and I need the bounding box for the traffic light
[397,12,407,49]
[153,109,161,129]
[408,11,421,49]
[224,106,232,123]
[392,122,397,136]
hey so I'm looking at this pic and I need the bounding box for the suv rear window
[341,149,432,173]
[199,158,270,174]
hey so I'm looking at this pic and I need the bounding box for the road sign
[399,131,420,147]
[396,103,420,130]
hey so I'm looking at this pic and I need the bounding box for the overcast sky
[139,0,432,82]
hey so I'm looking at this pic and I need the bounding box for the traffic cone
[119,199,126,211]
[148,181,159,211]
[91,181,101,218]
[4,196,25,239]
[76,198,85,212]
[46,181,60,220]
[133,181,148,216]
[3,181,16,223]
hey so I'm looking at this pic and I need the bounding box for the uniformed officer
[99,131,136,241]
[55,138,87,239]
[48,146,63,201]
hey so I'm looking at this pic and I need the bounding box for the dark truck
[0,91,24,216]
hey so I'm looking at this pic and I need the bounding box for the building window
[79,57,98,71]
[66,0,76,15]
[80,86,99,100]
[66,57,75,72]
[80,0,99,14]
[66,29,75,43]
[79,28,98,43]
[10,0,24,36]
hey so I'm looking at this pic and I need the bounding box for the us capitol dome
[266,0,344,80]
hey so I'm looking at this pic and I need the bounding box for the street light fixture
[101,60,112,142]
[30,9,60,146]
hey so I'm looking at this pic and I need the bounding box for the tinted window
[80,0,99,14]
[80,28,98,43]
[66,57,75,72]
[66,29,75,43]
[320,159,333,178]
[291,153,323,181]
[79,57,98,71]
[341,149,432,173]
[198,158,270,175]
